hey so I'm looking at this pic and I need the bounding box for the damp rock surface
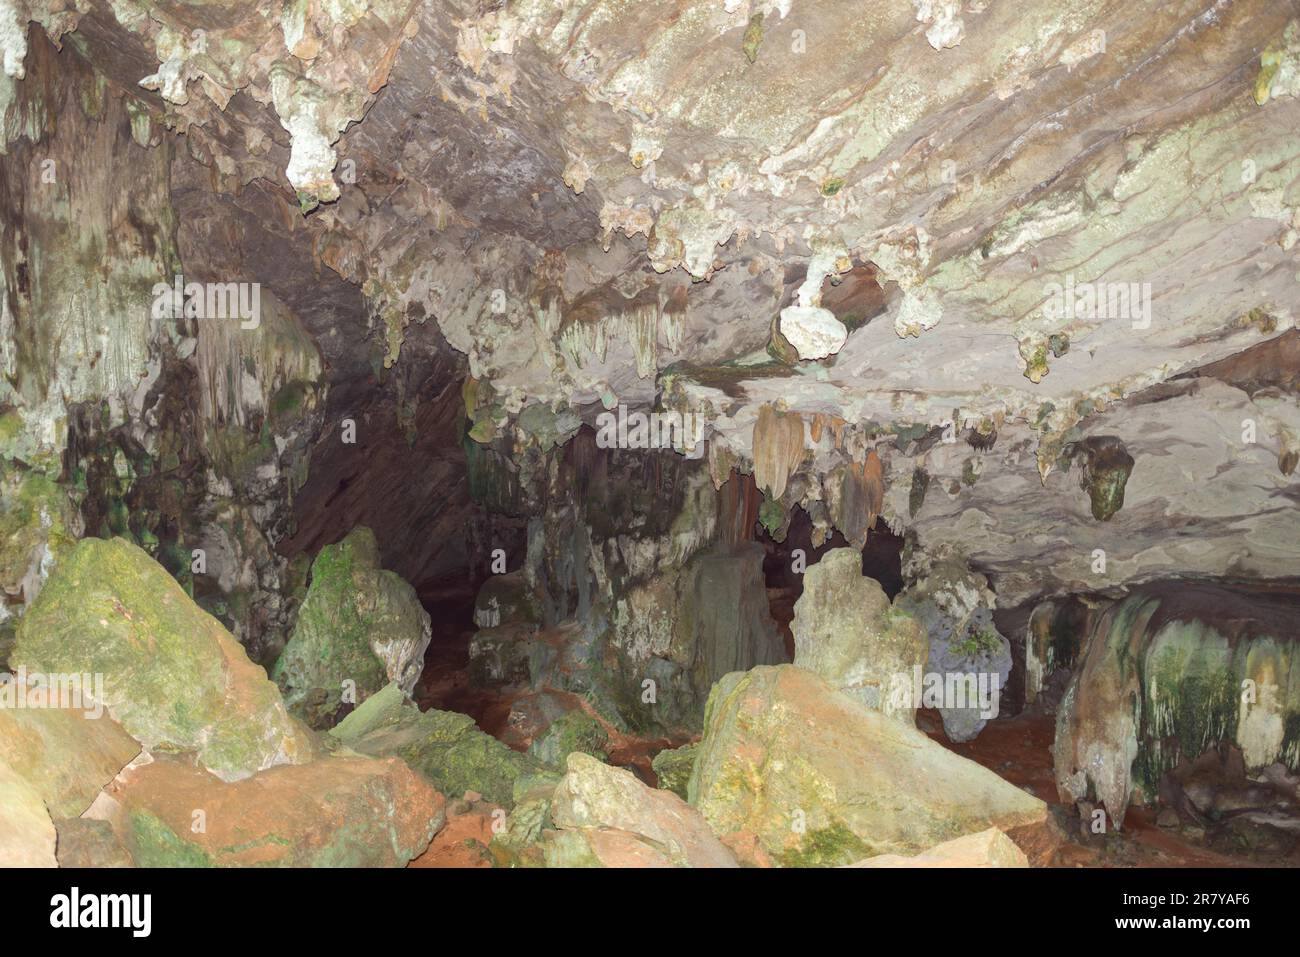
[104,753,443,868]
[12,537,312,782]
[274,527,432,728]
[792,548,927,719]
[690,665,1047,865]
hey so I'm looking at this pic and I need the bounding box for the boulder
[0,757,57,867]
[792,548,927,720]
[11,537,312,782]
[847,828,1028,868]
[0,469,80,614]
[651,742,698,799]
[54,818,135,868]
[0,679,141,817]
[331,682,539,806]
[690,665,1046,866]
[273,527,431,727]
[528,710,610,769]
[605,543,786,733]
[545,752,738,867]
[104,753,442,867]
[897,558,1010,741]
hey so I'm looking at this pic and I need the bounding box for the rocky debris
[690,665,1046,866]
[792,548,927,720]
[0,469,80,621]
[898,557,1010,741]
[409,794,499,868]
[53,818,134,868]
[605,542,786,733]
[0,683,140,818]
[273,527,431,728]
[12,537,313,782]
[543,753,738,868]
[847,828,1028,868]
[489,771,564,867]
[651,742,699,800]
[98,752,442,868]
[0,756,57,867]
[330,682,540,807]
[528,710,610,769]
[1054,583,1300,827]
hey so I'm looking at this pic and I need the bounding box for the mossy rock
[690,665,1046,865]
[528,710,610,769]
[331,682,540,806]
[273,527,431,728]
[112,753,442,867]
[0,469,79,604]
[12,537,312,781]
[651,742,698,799]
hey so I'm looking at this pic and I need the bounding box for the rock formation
[0,0,1297,877]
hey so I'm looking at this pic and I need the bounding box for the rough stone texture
[690,665,1046,866]
[54,817,134,868]
[102,753,443,868]
[273,527,432,727]
[528,710,610,769]
[651,742,699,800]
[1,0,1298,627]
[330,682,540,807]
[0,755,57,867]
[605,541,787,733]
[847,827,1028,868]
[792,548,927,719]
[0,684,141,817]
[12,537,312,782]
[898,557,1010,741]
[1054,583,1300,827]
[546,752,738,868]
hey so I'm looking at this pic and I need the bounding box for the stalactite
[830,449,885,548]
[752,404,805,499]
[623,302,659,379]
[717,468,762,546]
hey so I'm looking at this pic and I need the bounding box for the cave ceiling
[4,0,1300,605]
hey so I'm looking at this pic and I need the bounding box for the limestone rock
[1054,583,1300,827]
[0,682,141,817]
[0,469,79,614]
[898,558,1009,742]
[607,543,786,733]
[12,537,312,782]
[651,742,698,799]
[273,527,432,728]
[54,818,134,868]
[792,548,927,720]
[0,756,57,867]
[331,682,539,806]
[778,305,847,361]
[690,665,1046,866]
[528,710,610,769]
[474,571,542,628]
[847,828,1028,868]
[546,752,738,868]
[106,753,443,868]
